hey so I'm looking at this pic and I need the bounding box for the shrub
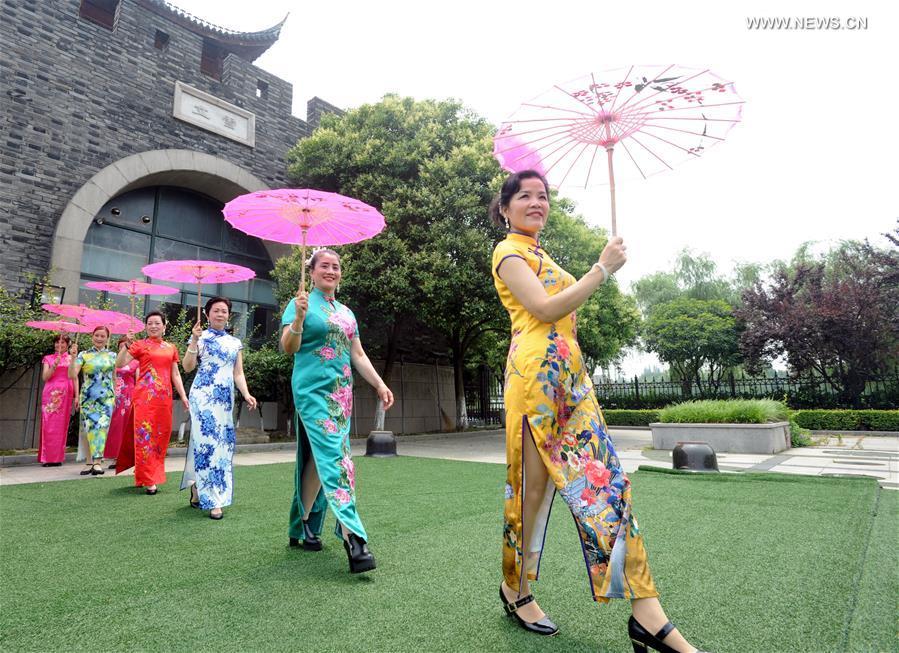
[789,420,814,447]
[659,399,789,424]
[791,409,899,432]
[242,346,293,403]
[601,410,660,427]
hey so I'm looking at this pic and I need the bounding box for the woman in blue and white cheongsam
[181,296,257,520]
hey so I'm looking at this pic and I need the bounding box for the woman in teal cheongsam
[70,325,117,476]
[280,249,394,574]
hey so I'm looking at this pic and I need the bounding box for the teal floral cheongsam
[76,348,116,460]
[180,328,243,510]
[282,287,366,542]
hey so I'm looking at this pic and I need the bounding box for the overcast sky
[174,0,896,374]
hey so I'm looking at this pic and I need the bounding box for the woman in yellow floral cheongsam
[491,171,705,653]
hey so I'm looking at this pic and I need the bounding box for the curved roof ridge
[138,1,287,50]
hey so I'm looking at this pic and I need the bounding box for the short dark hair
[204,296,231,316]
[92,325,110,337]
[54,333,71,347]
[488,170,550,229]
[145,310,167,326]
[309,248,340,271]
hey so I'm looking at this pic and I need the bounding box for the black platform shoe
[301,520,322,551]
[499,586,559,636]
[628,616,708,653]
[343,533,375,573]
[189,487,200,509]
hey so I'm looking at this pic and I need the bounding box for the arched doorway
[78,186,279,341]
[48,149,290,341]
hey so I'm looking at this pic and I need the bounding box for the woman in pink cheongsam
[39,334,77,466]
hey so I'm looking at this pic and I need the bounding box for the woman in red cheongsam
[115,311,189,494]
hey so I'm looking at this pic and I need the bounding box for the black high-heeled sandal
[343,532,375,573]
[499,585,559,636]
[628,616,708,653]
[189,487,200,508]
[90,464,104,475]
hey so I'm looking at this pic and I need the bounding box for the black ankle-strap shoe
[628,616,708,653]
[499,586,558,636]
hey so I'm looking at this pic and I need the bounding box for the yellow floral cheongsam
[492,232,657,602]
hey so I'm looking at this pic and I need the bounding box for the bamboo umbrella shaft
[129,293,136,336]
[605,144,618,238]
[300,228,308,293]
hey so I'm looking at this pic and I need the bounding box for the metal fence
[593,370,899,409]
[464,366,505,426]
[464,367,899,420]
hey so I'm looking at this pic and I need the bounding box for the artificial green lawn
[1,457,894,652]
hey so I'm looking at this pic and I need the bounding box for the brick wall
[0,0,317,293]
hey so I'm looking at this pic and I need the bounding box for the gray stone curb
[0,429,507,467]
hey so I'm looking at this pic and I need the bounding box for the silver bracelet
[289,325,302,336]
[592,262,609,283]
[186,347,198,354]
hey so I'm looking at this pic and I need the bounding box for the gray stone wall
[351,361,458,436]
[0,0,314,293]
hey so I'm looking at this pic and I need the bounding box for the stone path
[1,429,895,489]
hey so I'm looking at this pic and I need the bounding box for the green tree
[632,249,746,389]
[283,96,505,427]
[0,281,55,391]
[739,239,899,406]
[282,95,642,427]
[643,297,741,396]
[633,249,740,317]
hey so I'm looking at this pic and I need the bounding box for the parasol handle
[197,283,202,325]
[300,228,308,294]
[129,293,136,336]
[605,144,618,238]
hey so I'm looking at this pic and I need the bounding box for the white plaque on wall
[172,81,256,147]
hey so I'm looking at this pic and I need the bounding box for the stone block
[650,422,792,455]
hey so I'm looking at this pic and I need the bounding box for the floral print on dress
[313,300,357,363]
[282,287,369,543]
[39,353,74,464]
[181,329,243,510]
[44,388,64,415]
[326,441,356,506]
[77,348,116,459]
[492,232,657,603]
[124,338,179,487]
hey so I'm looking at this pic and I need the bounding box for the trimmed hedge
[602,409,660,427]
[792,410,899,432]
[659,399,789,424]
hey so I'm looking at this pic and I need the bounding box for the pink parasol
[84,280,179,322]
[43,304,123,326]
[222,188,386,291]
[26,320,93,334]
[141,260,255,322]
[102,314,145,335]
[42,304,143,338]
[494,65,744,236]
